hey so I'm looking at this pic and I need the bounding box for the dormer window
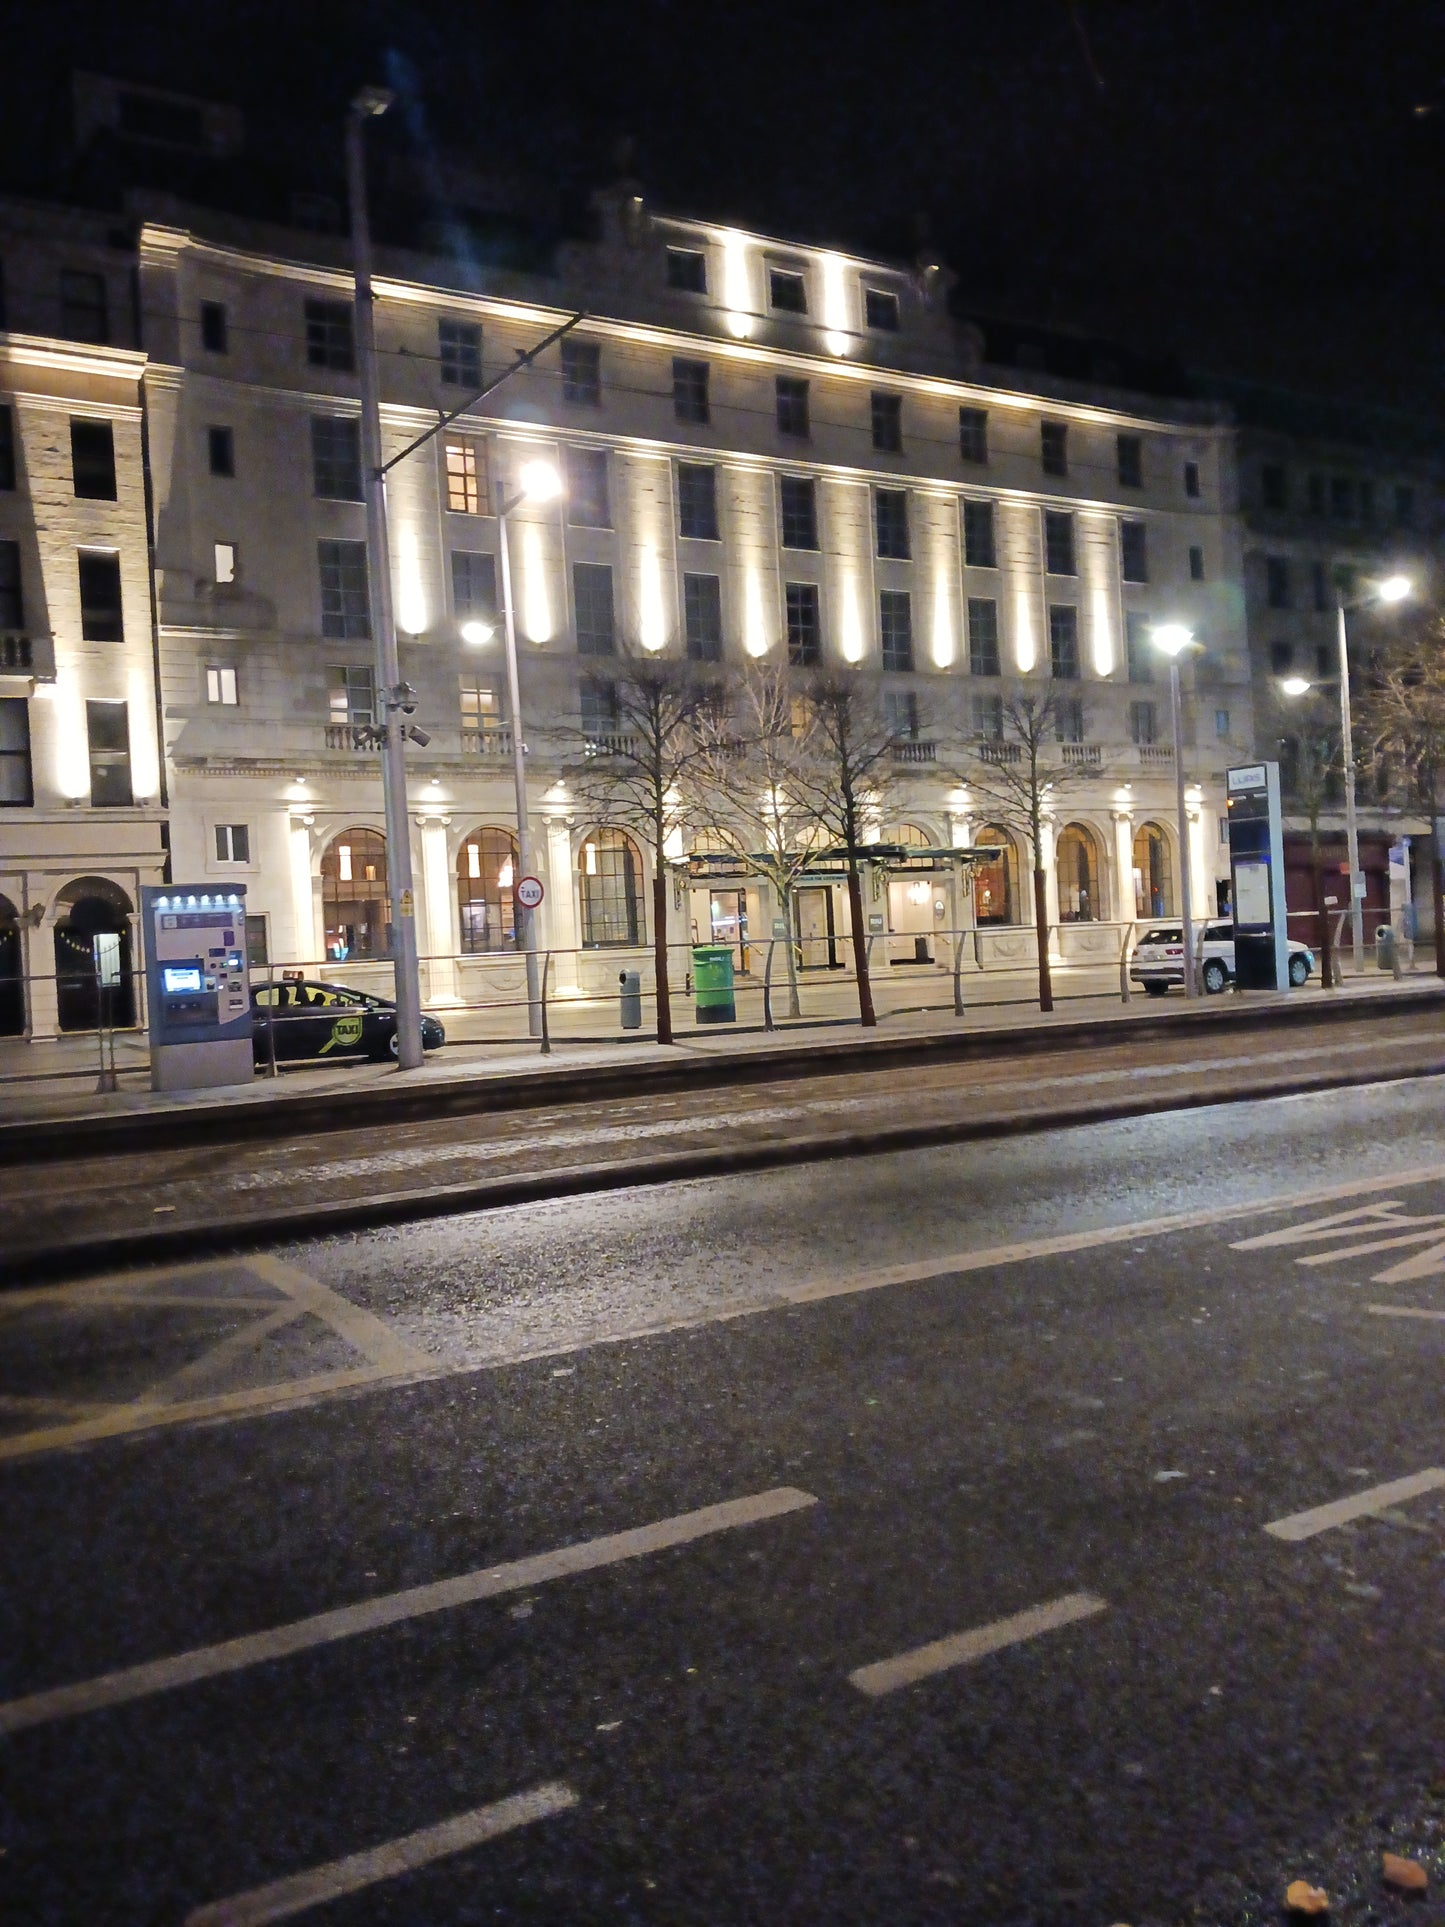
[864,287,900,332]
[768,268,808,314]
[666,247,708,294]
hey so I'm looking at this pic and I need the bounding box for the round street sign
[516,875,545,909]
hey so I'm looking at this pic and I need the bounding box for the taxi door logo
[321,1012,365,1053]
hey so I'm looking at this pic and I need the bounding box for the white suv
[1130,920,1314,995]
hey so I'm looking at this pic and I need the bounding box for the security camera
[389,680,419,716]
[407,725,431,748]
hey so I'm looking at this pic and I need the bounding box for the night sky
[3,0,1443,422]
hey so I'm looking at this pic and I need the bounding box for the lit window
[214,542,236,585]
[205,664,238,705]
[444,440,486,515]
[215,823,250,863]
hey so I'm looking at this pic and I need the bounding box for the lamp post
[1337,573,1411,970]
[345,87,425,1068]
[1152,623,1198,996]
[463,460,564,1037]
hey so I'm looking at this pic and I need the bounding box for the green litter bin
[692,944,737,1024]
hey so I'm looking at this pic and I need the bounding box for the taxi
[250,981,446,1064]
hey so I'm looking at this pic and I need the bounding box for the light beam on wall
[723,232,753,339]
[1092,586,1114,676]
[931,571,954,668]
[53,675,90,799]
[840,577,864,662]
[822,253,849,356]
[126,666,160,799]
[1014,590,1036,673]
[639,544,667,651]
[744,568,769,656]
[522,523,552,641]
[396,523,428,636]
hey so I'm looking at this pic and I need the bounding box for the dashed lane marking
[0,1486,818,1736]
[1367,1304,1445,1321]
[1263,1468,1445,1542]
[183,1782,579,1926]
[849,1592,1108,1698]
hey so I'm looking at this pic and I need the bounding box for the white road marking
[1263,1468,1445,1542]
[0,1486,817,1735]
[183,1782,578,1926]
[849,1592,1108,1697]
[1367,1303,1445,1321]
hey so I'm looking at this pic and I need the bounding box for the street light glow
[1377,574,1412,602]
[519,459,563,502]
[1279,675,1312,696]
[460,620,494,646]
[1151,622,1193,657]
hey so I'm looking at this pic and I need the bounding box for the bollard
[619,968,642,1029]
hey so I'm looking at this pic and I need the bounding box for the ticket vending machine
[141,886,253,1091]
[1225,762,1289,991]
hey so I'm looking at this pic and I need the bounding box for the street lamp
[494,458,564,1036]
[1336,573,1412,970]
[1152,622,1199,997]
[345,86,426,1068]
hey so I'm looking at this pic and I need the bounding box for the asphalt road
[5,1077,1445,1924]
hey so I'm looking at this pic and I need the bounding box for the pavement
[4,1081,1445,1924]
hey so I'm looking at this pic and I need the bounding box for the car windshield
[1140,928,1182,946]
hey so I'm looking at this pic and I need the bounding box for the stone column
[1040,813,1061,954]
[23,901,59,1041]
[545,815,580,991]
[289,813,318,968]
[417,811,457,1006]
[1113,808,1136,927]
[1187,788,1211,919]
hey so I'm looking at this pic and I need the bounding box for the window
[871,392,902,453]
[78,552,123,640]
[1269,640,1293,675]
[1044,510,1076,576]
[1307,473,1326,516]
[0,541,22,629]
[215,823,250,863]
[967,597,1000,677]
[962,499,996,569]
[1215,708,1231,739]
[322,828,388,960]
[457,826,518,952]
[1040,420,1068,476]
[86,700,131,805]
[1329,476,1354,520]
[205,664,238,705]
[1265,555,1291,608]
[460,678,505,745]
[438,318,482,389]
[579,677,618,737]
[1117,435,1143,489]
[1120,520,1148,583]
[879,589,914,671]
[884,690,919,738]
[70,420,116,500]
[1315,640,1334,677]
[1309,560,1329,612]
[778,475,818,550]
[1049,604,1079,679]
[304,298,354,372]
[0,698,31,805]
[673,357,710,425]
[560,338,601,405]
[1125,612,1152,683]
[580,827,642,948]
[775,376,810,438]
[1130,701,1158,746]
[1189,545,1205,582]
[0,405,13,490]
[1183,460,1201,499]
[865,287,900,331]
[666,247,708,293]
[973,694,1004,741]
[683,572,722,661]
[874,488,910,560]
[574,561,615,655]
[60,269,108,344]
[444,439,487,515]
[328,664,375,724]
[318,540,370,638]
[207,425,235,478]
[565,446,610,528]
[214,542,236,585]
[311,416,362,499]
[768,268,808,313]
[1260,463,1288,510]
[200,300,228,354]
[676,463,719,541]
[958,407,988,465]
[1395,484,1416,526]
[785,581,820,665]
[1054,698,1085,744]
[451,551,497,624]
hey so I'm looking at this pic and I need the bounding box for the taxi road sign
[516,875,545,909]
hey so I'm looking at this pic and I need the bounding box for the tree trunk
[1033,864,1053,1013]
[846,864,876,1027]
[1312,849,1335,990]
[652,869,673,1043]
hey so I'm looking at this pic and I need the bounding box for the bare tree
[565,651,723,1042]
[960,682,1088,1013]
[783,675,903,1028]
[1357,613,1445,980]
[1270,693,1342,987]
[693,663,820,1017]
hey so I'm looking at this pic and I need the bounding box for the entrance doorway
[52,877,136,1032]
[705,890,750,974]
[794,886,840,969]
[886,876,936,964]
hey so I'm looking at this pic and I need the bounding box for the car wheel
[1202,959,1228,994]
[1288,953,1310,986]
[388,1027,402,1058]
[1143,982,1170,997]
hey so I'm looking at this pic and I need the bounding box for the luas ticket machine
[142,886,253,1090]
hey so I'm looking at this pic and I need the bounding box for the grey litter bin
[619,969,642,1029]
[1376,924,1395,971]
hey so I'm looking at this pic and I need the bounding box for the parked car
[250,981,445,1064]
[1130,920,1314,995]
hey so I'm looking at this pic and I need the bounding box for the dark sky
[4,0,1444,421]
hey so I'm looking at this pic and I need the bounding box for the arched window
[1133,822,1174,919]
[884,822,932,849]
[52,876,136,1031]
[579,828,643,948]
[456,828,519,953]
[322,828,389,960]
[972,826,1017,925]
[1057,823,1101,922]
